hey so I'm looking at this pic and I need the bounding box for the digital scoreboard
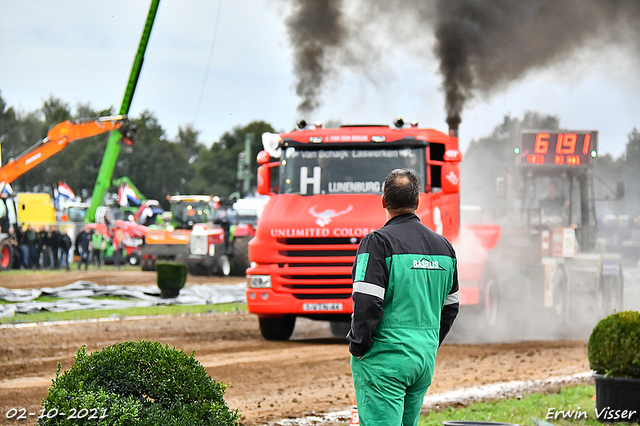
[520,131,598,167]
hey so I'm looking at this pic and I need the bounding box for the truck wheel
[141,257,152,271]
[0,239,13,271]
[188,263,201,276]
[481,274,500,327]
[329,321,351,338]
[259,316,296,341]
[230,236,251,276]
[142,258,157,272]
[216,255,231,277]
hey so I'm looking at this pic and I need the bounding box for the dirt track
[0,271,591,425]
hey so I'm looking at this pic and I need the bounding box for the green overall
[348,214,459,426]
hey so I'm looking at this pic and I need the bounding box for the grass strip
[419,384,607,426]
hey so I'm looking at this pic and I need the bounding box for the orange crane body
[0,115,135,184]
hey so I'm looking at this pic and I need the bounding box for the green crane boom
[85,0,160,223]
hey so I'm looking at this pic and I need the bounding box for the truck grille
[279,250,356,257]
[292,293,351,300]
[272,237,360,298]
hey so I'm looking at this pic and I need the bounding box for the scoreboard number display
[520,131,598,167]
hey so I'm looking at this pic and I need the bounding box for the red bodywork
[246,124,491,318]
[81,220,148,258]
[454,224,501,305]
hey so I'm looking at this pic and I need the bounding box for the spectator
[60,230,72,271]
[76,228,92,271]
[214,209,231,253]
[35,225,49,269]
[19,225,37,269]
[91,230,103,269]
[49,225,62,269]
[113,228,124,270]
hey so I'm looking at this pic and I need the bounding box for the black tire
[188,263,201,276]
[230,236,251,276]
[216,255,231,277]
[329,321,351,338]
[259,316,296,341]
[141,257,156,271]
[0,239,13,271]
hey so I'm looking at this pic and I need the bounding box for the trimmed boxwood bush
[37,340,239,425]
[588,310,640,378]
[157,261,188,298]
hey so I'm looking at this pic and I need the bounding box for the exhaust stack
[447,116,460,150]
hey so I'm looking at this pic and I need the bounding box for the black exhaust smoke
[282,0,640,125]
[284,0,347,116]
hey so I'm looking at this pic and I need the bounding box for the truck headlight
[248,275,271,288]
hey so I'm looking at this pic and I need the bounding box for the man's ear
[415,197,420,209]
[382,196,387,210]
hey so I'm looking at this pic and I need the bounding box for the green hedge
[588,310,640,378]
[156,262,188,298]
[37,340,239,425]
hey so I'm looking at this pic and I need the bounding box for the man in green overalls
[347,168,459,426]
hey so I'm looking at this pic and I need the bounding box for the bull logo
[309,205,353,227]
[445,171,459,186]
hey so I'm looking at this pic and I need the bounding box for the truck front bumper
[246,286,352,317]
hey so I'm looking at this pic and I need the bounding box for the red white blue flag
[118,185,128,207]
[57,182,75,200]
[119,184,140,206]
[0,181,12,198]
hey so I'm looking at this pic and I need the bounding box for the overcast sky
[1,1,639,158]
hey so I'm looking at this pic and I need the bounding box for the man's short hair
[383,169,419,213]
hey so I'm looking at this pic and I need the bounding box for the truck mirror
[616,182,625,200]
[257,162,279,196]
[257,150,271,165]
[495,177,506,198]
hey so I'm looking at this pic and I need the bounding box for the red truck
[246,119,471,340]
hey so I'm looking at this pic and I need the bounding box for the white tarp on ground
[0,281,247,318]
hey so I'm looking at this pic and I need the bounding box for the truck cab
[246,120,462,340]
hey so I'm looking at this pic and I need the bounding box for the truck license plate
[302,303,343,312]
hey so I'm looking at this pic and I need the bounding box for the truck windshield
[280,147,426,195]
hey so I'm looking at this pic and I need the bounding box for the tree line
[0,92,275,209]
[1,91,638,217]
